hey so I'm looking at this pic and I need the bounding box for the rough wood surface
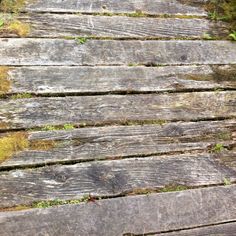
[1,39,236,66]
[24,0,207,15]
[5,65,236,94]
[1,152,236,208]
[157,222,236,236]
[1,120,235,168]
[0,91,235,130]
[0,185,236,236]
[2,14,228,38]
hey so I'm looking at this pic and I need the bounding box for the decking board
[1,14,229,38]
[24,0,207,15]
[157,222,236,236]
[0,91,235,130]
[0,185,236,235]
[1,151,236,208]
[4,65,236,94]
[1,39,236,66]
[1,120,235,168]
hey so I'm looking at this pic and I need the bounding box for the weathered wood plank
[1,120,235,168]
[1,39,236,66]
[157,222,236,236]
[0,92,235,130]
[1,152,236,208]
[5,65,236,94]
[24,0,207,15]
[2,14,229,38]
[0,185,236,235]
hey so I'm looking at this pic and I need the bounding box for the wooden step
[0,91,235,130]
[1,120,235,168]
[24,0,207,15]
[157,222,236,236]
[3,65,236,95]
[1,39,236,66]
[1,151,236,208]
[1,14,229,38]
[0,185,235,235]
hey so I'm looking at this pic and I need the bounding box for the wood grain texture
[1,120,235,168]
[0,185,236,235]
[5,65,236,94]
[25,0,207,15]
[1,152,236,208]
[1,39,236,66]
[0,91,235,130]
[2,14,229,38]
[157,222,236,236]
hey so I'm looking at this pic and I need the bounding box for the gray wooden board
[1,152,236,208]
[0,91,235,130]
[2,14,229,38]
[0,185,236,235]
[157,222,236,236]
[1,120,236,168]
[24,0,207,15]
[5,65,236,94]
[1,39,236,66]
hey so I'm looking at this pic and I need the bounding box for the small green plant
[0,18,4,28]
[223,177,232,186]
[76,37,88,44]
[211,143,225,153]
[229,31,236,40]
[202,33,214,40]
[63,124,75,130]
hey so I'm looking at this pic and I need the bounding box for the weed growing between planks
[207,0,236,39]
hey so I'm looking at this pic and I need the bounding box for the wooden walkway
[0,0,236,235]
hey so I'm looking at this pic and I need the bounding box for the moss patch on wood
[29,140,56,151]
[0,66,11,95]
[0,132,29,164]
[0,0,27,13]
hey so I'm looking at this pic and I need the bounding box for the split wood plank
[0,185,236,235]
[0,91,235,130]
[1,120,235,168]
[1,14,229,38]
[1,152,236,208]
[1,39,236,66]
[24,0,207,15]
[157,222,236,236]
[5,65,236,94]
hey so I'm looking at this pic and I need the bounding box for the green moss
[11,93,32,99]
[32,195,92,209]
[41,124,75,131]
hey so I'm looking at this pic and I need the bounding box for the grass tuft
[0,132,29,163]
